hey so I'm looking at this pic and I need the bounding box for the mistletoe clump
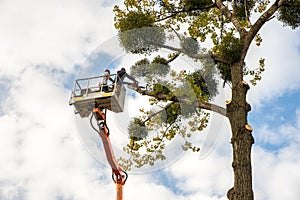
[128,117,148,141]
[180,37,200,55]
[116,11,166,54]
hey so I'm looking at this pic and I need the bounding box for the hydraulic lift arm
[91,107,128,200]
[69,75,132,200]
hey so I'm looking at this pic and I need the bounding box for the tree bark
[225,1,285,197]
[226,62,255,200]
[225,2,283,197]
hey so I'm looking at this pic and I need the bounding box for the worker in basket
[101,69,114,92]
[116,67,138,86]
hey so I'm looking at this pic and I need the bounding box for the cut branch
[166,52,180,64]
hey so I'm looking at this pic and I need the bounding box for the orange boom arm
[93,108,128,200]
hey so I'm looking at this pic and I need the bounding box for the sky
[0,0,300,200]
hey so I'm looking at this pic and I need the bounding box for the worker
[101,69,114,92]
[116,68,138,86]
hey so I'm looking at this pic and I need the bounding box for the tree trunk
[226,62,255,200]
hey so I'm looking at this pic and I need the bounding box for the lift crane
[69,74,128,200]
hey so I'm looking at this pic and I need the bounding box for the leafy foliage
[116,11,156,32]
[119,107,209,171]
[188,10,219,42]
[118,64,218,169]
[152,83,174,97]
[233,0,256,21]
[119,68,214,169]
[180,37,200,55]
[114,3,167,54]
[186,69,216,99]
[113,0,299,172]
[278,2,300,29]
[165,102,181,124]
[217,63,231,85]
[212,33,243,84]
[130,56,171,78]
[183,0,214,11]
[244,58,265,86]
[119,27,166,54]
[128,117,148,141]
[218,33,243,63]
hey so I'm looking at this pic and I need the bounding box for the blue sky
[249,89,300,149]
[0,0,300,200]
[250,90,300,127]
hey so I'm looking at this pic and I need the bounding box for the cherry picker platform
[69,73,128,200]
[69,74,126,117]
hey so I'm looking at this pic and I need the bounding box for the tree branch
[155,3,216,23]
[194,52,230,64]
[157,43,230,64]
[215,0,247,36]
[248,0,283,40]
[128,86,227,117]
[195,99,227,117]
[156,11,182,23]
[243,0,283,58]
[165,52,180,64]
[141,103,173,125]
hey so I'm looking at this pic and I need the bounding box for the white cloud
[0,67,114,200]
[246,20,300,106]
[1,0,300,199]
[158,120,233,200]
[252,107,300,200]
[166,152,232,200]
[254,124,286,147]
[0,0,119,77]
[242,16,300,200]
[159,106,300,200]
[124,175,186,200]
[253,145,300,200]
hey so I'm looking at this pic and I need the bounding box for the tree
[112,0,300,199]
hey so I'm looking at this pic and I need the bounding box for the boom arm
[92,107,128,200]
